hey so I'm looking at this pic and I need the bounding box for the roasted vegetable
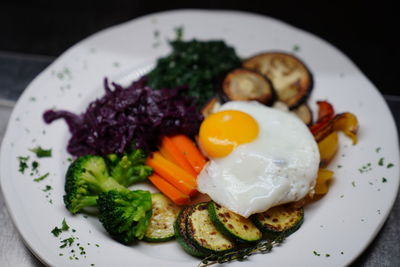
[292,104,313,125]
[314,169,334,195]
[174,206,206,258]
[208,202,262,243]
[186,202,235,255]
[243,52,313,109]
[221,68,274,105]
[97,189,152,244]
[201,97,221,118]
[143,193,181,242]
[313,112,359,143]
[318,131,339,167]
[107,149,153,187]
[251,204,304,238]
[63,155,127,214]
[310,101,335,136]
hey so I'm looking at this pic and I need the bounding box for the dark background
[0,0,398,95]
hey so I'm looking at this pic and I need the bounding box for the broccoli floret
[107,149,153,187]
[64,155,127,214]
[97,190,152,244]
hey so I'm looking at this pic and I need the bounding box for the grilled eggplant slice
[243,52,313,109]
[208,202,262,243]
[174,206,206,258]
[251,204,304,238]
[186,202,235,255]
[222,68,274,105]
[201,97,221,118]
[291,104,313,126]
[143,193,181,242]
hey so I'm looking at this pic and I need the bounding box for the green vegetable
[208,201,262,243]
[51,218,69,237]
[60,237,75,248]
[18,156,29,173]
[29,146,52,157]
[34,172,49,182]
[250,204,304,238]
[186,202,235,255]
[143,193,181,242]
[97,190,152,244]
[148,40,241,106]
[51,227,63,237]
[63,155,126,213]
[107,149,152,187]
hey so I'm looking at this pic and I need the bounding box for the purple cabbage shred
[43,76,203,156]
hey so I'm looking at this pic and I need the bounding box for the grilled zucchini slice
[143,193,181,242]
[174,206,206,258]
[222,68,274,105]
[291,104,313,126]
[251,204,304,238]
[208,202,262,243]
[243,52,313,109]
[187,202,235,255]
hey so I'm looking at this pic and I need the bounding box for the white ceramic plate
[1,9,399,267]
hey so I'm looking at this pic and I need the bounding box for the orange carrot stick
[170,135,207,173]
[148,174,190,205]
[145,152,197,196]
[160,136,197,177]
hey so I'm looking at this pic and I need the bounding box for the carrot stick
[170,135,207,173]
[145,152,197,196]
[160,136,197,177]
[148,174,190,205]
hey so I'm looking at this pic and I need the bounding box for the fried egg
[197,101,320,217]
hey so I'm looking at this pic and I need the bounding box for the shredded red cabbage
[43,76,203,156]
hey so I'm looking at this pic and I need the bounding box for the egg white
[197,101,320,217]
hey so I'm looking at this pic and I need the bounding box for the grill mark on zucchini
[143,193,181,242]
[187,202,235,254]
[208,202,262,243]
[251,204,304,238]
[174,206,206,258]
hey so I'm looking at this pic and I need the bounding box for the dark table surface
[0,51,399,267]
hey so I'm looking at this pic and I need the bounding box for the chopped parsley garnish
[376,147,381,153]
[387,163,394,168]
[34,172,49,182]
[325,253,330,257]
[42,185,52,192]
[60,237,75,248]
[313,251,321,256]
[29,146,52,158]
[51,218,70,237]
[174,26,184,41]
[32,161,39,172]
[352,181,356,187]
[382,177,387,183]
[61,219,70,231]
[359,163,372,173]
[293,44,300,52]
[378,157,384,166]
[51,227,63,237]
[17,156,30,173]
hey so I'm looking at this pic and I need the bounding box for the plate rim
[1,8,399,267]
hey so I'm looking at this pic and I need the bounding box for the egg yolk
[199,110,259,158]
